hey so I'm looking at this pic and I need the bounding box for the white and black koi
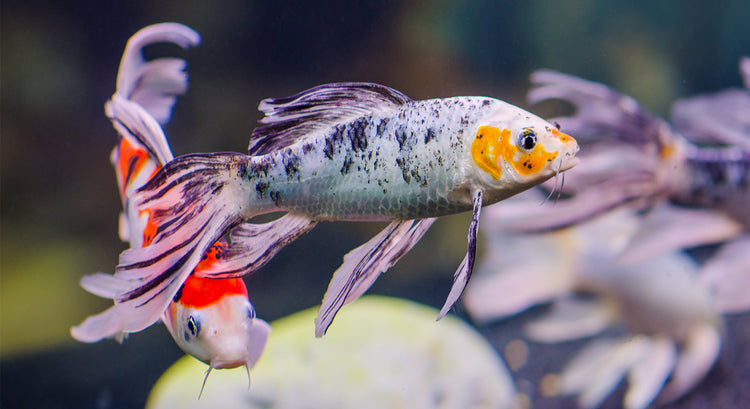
[74,24,580,341]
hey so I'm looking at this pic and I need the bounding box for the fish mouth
[558,155,580,172]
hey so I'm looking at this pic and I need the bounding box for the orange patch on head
[472,126,560,178]
[177,274,248,309]
[471,126,509,180]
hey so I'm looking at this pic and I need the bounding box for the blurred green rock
[146,296,516,409]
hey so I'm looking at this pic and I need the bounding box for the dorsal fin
[249,82,412,155]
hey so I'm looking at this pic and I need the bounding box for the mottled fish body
[238,97,547,220]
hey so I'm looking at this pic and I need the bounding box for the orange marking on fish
[551,128,575,144]
[116,138,153,195]
[178,274,248,309]
[141,210,158,246]
[499,128,558,176]
[471,126,507,180]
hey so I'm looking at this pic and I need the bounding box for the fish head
[163,275,271,372]
[470,105,580,195]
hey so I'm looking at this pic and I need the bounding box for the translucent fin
[523,298,614,343]
[619,203,743,263]
[671,88,750,150]
[625,337,676,409]
[106,95,174,167]
[698,235,750,313]
[115,22,200,124]
[250,82,412,155]
[487,187,645,234]
[741,56,750,90]
[79,272,135,299]
[246,319,272,367]
[437,190,482,319]
[73,154,247,341]
[658,324,721,404]
[196,213,317,278]
[315,218,436,337]
[560,337,651,409]
[528,69,677,149]
[463,258,574,324]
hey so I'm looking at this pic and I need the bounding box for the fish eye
[187,315,201,337]
[519,129,537,151]
[247,305,256,320]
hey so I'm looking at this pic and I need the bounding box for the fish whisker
[199,365,214,399]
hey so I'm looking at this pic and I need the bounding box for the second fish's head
[164,274,271,373]
[469,105,579,196]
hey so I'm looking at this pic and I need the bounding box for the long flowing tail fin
[72,153,249,342]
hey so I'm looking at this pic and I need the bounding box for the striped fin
[195,213,317,278]
[249,82,412,155]
[315,217,436,337]
[72,154,246,342]
[437,190,482,319]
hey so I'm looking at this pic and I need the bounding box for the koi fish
[73,24,580,342]
[464,190,734,409]
[71,23,271,389]
[496,62,750,306]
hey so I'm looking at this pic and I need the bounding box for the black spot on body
[270,191,282,206]
[255,181,270,198]
[283,154,300,178]
[347,119,369,152]
[424,128,437,144]
[302,143,315,154]
[377,118,389,135]
[341,154,354,175]
[395,126,408,150]
[324,138,335,160]
[396,157,411,183]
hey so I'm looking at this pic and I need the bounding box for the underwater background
[2,1,749,408]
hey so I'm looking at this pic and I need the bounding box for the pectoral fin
[315,218,436,337]
[196,213,317,278]
[437,190,482,320]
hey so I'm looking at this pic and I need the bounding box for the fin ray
[196,213,317,278]
[250,82,412,155]
[315,217,436,337]
[437,190,482,319]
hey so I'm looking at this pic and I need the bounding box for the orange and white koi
[71,23,270,391]
[72,24,580,342]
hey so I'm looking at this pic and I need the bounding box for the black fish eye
[247,305,256,320]
[520,129,537,151]
[187,315,200,337]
